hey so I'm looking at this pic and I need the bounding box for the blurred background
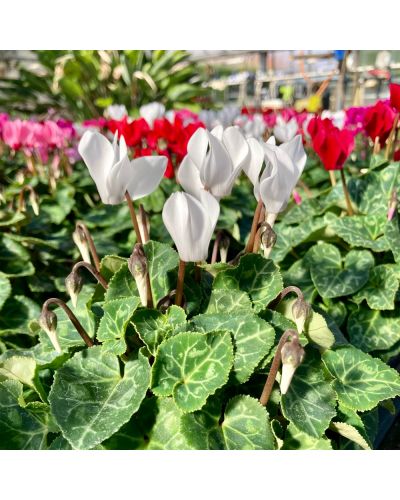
[0,50,399,119]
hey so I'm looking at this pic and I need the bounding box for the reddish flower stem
[76,222,101,273]
[175,260,186,307]
[125,192,143,245]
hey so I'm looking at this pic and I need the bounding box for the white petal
[118,134,128,161]
[106,155,132,204]
[199,189,220,230]
[126,155,167,201]
[201,131,233,197]
[78,130,114,204]
[162,192,210,262]
[177,155,203,199]
[243,138,264,187]
[279,134,307,176]
[267,136,276,145]
[222,126,249,170]
[187,128,209,167]
[211,125,223,140]
[280,363,296,395]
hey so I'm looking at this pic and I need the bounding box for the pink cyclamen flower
[293,190,302,205]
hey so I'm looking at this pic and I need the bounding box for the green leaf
[132,306,186,356]
[0,355,45,400]
[322,346,400,411]
[0,295,40,335]
[49,346,150,449]
[0,380,52,449]
[104,262,138,302]
[330,215,389,252]
[190,313,274,383]
[181,395,275,450]
[213,254,283,312]
[385,212,400,263]
[347,308,400,352]
[205,288,253,314]
[352,265,399,310]
[282,423,332,450]
[308,243,374,298]
[104,397,192,450]
[0,274,11,311]
[333,404,372,450]
[151,331,233,412]
[144,241,179,305]
[96,297,141,355]
[281,349,336,438]
[0,235,35,277]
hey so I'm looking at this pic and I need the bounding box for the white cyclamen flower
[78,130,167,205]
[273,116,298,143]
[139,102,165,127]
[162,190,220,262]
[243,134,306,216]
[178,125,249,200]
[105,104,128,120]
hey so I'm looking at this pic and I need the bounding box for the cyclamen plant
[1,116,400,451]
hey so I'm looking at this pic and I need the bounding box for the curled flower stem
[125,192,143,245]
[75,222,101,272]
[245,199,263,253]
[260,329,299,406]
[175,260,186,307]
[268,285,305,310]
[72,261,108,289]
[340,169,354,216]
[139,204,150,243]
[42,298,94,348]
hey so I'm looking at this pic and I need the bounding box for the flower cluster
[0,116,78,165]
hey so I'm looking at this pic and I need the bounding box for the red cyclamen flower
[308,117,354,171]
[390,83,400,113]
[363,101,396,147]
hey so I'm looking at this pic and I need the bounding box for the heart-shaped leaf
[49,346,150,449]
[281,349,336,438]
[347,308,400,352]
[330,215,389,252]
[352,265,399,310]
[308,243,374,298]
[181,395,275,450]
[151,331,233,412]
[213,254,283,311]
[96,297,141,354]
[205,288,252,314]
[190,313,275,383]
[322,346,400,411]
[282,423,332,450]
[132,306,187,355]
[144,241,179,305]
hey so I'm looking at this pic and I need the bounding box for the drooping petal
[177,155,203,199]
[199,189,220,230]
[222,126,249,170]
[126,155,167,201]
[78,130,114,203]
[118,134,128,161]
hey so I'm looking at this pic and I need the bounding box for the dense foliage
[0,95,400,450]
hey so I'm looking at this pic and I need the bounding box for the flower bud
[128,243,148,306]
[387,189,397,221]
[260,222,277,256]
[280,338,305,394]
[39,308,61,353]
[72,227,91,264]
[65,270,83,308]
[219,233,230,263]
[292,297,311,334]
[29,188,40,216]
